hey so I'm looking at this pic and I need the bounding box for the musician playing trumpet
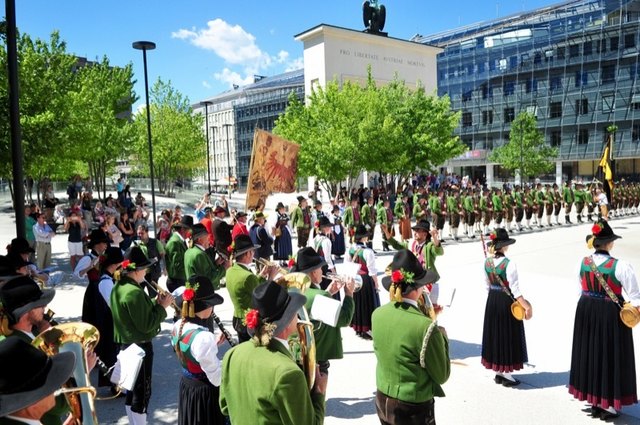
[345,225,380,340]
[111,247,174,425]
[292,247,355,376]
[226,235,280,343]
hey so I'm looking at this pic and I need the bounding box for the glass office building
[415,0,640,183]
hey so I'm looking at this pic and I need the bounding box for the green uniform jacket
[220,339,325,424]
[463,196,474,212]
[372,302,450,403]
[165,232,187,280]
[305,286,355,361]
[545,191,554,203]
[446,196,460,214]
[503,194,513,209]
[492,194,503,212]
[290,206,306,229]
[428,195,442,214]
[184,246,225,290]
[525,192,534,206]
[343,206,361,228]
[563,187,574,203]
[513,192,523,208]
[361,203,375,224]
[377,205,391,225]
[393,201,407,219]
[413,202,428,220]
[111,276,167,344]
[387,238,444,281]
[226,263,263,319]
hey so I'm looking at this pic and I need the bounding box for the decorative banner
[246,129,300,210]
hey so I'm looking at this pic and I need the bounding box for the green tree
[131,78,206,196]
[0,30,78,202]
[65,57,137,200]
[489,111,558,181]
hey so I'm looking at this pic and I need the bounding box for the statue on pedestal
[363,0,387,36]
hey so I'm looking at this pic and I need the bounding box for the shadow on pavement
[326,393,376,419]
[512,370,569,390]
[449,339,481,360]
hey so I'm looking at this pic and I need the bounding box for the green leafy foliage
[489,111,558,180]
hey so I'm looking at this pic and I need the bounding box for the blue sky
[9,0,552,108]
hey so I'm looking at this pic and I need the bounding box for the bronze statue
[363,0,387,35]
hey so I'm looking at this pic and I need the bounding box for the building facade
[415,0,640,184]
[195,69,304,190]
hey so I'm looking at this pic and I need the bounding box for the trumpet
[323,273,363,292]
[255,258,290,276]
[144,279,180,312]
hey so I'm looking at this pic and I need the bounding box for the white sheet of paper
[310,295,342,327]
[110,343,145,391]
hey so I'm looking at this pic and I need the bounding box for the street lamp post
[223,124,232,198]
[201,101,213,194]
[132,40,157,233]
[212,125,219,192]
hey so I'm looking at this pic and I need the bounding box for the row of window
[462,96,640,127]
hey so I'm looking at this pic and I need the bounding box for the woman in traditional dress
[330,205,346,259]
[481,228,532,386]
[395,193,413,242]
[273,202,293,262]
[569,220,640,420]
[171,275,225,425]
[346,224,380,340]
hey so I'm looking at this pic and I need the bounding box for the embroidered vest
[484,257,511,288]
[171,327,207,378]
[580,256,622,294]
[348,246,369,274]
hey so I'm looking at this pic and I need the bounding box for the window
[526,105,538,117]
[569,44,580,58]
[510,56,518,69]
[601,65,616,84]
[482,110,494,125]
[556,46,565,59]
[503,81,515,96]
[462,112,473,128]
[633,124,640,142]
[462,88,473,102]
[486,137,494,150]
[583,41,593,56]
[549,101,563,118]
[596,40,606,54]
[525,78,537,93]
[575,98,589,115]
[534,52,542,64]
[625,33,636,49]
[550,76,563,91]
[575,70,588,87]
[462,137,473,148]
[610,36,619,51]
[504,107,515,123]
[602,94,615,112]
[550,131,562,147]
[633,101,640,110]
[577,129,589,145]
[481,84,493,99]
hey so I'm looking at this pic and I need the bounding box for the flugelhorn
[144,279,180,312]
[32,322,99,425]
[255,257,290,277]
[323,273,363,292]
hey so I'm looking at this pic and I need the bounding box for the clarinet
[211,312,237,347]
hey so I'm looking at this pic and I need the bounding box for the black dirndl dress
[331,217,346,257]
[274,225,293,260]
[349,246,380,336]
[179,375,225,425]
[568,293,637,410]
[481,287,528,372]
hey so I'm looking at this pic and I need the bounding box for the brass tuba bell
[32,323,100,425]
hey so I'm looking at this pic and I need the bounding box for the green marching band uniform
[372,250,450,425]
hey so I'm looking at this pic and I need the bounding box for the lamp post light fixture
[200,101,213,194]
[222,123,233,198]
[132,40,158,233]
[212,125,219,192]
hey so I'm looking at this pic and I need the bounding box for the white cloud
[285,56,304,72]
[214,68,254,87]
[202,80,212,89]
[276,50,289,63]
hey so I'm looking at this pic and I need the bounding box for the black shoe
[501,378,521,387]
[599,410,619,420]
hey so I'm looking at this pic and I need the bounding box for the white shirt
[74,253,97,279]
[596,193,608,206]
[98,274,115,308]
[402,298,419,308]
[171,321,222,386]
[314,235,334,271]
[33,223,54,242]
[345,244,378,276]
[577,253,640,306]
[484,256,522,299]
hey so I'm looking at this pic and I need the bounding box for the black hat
[9,237,34,254]
[314,200,322,207]
[6,252,29,270]
[174,275,224,315]
[101,246,124,268]
[232,234,260,258]
[254,211,267,220]
[411,220,431,232]
[123,246,156,271]
[488,228,516,250]
[354,224,369,241]
[276,202,285,210]
[87,229,110,249]
[251,280,306,335]
[235,211,248,218]
[317,216,332,228]
[586,220,621,248]
[190,223,209,241]
[0,276,55,323]
[0,338,76,417]
[173,215,194,229]
[291,247,326,274]
[296,196,306,203]
[0,256,20,282]
[381,250,439,297]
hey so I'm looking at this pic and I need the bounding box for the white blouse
[171,321,222,386]
[577,253,640,307]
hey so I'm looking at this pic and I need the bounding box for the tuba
[32,323,100,425]
[276,272,317,390]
